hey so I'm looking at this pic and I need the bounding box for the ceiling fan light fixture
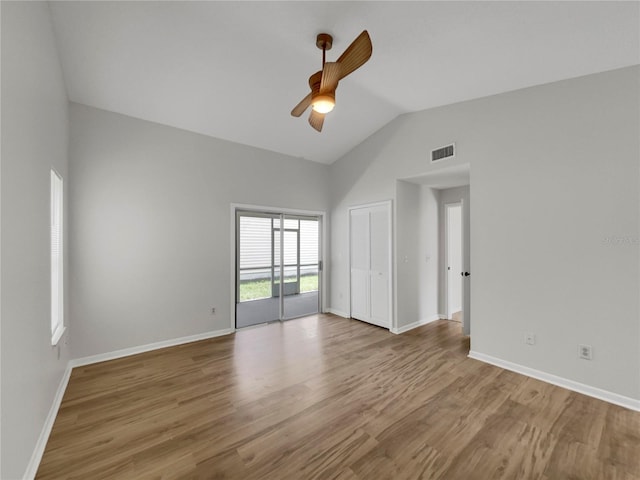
[311,94,335,114]
[291,30,372,131]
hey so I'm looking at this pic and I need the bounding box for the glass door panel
[273,228,299,297]
[236,213,280,328]
[282,215,319,320]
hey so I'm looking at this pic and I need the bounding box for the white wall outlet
[524,332,536,345]
[578,344,593,360]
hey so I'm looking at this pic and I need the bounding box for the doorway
[235,210,322,328]
[398,164,471,337]
[445,203,463,321]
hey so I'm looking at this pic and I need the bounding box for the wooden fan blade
[336,30,372,80]
[291,92,312,117]
[320,62,341,94]
[309,109,325,132]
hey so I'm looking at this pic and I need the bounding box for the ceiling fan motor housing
[316,33,333,51]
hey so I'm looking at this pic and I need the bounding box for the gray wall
[395,181,441,329]
[1,2,72,478]
[328,66,640,400]
[69,104,330,358]
[419,186,440,323]
[395,180,422,328]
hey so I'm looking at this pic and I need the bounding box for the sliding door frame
[230,203,327,331]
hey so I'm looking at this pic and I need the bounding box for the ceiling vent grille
[431,143,455,162]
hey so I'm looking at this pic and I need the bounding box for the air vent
[431,143,455,162]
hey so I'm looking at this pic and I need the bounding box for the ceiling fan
[291,30,372,132]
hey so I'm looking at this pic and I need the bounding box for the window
[51,169,65,345]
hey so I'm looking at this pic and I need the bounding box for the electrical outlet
[578,344,593,360]
[211,307,216,315]
[524,333,535,345]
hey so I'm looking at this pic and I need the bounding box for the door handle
[461,272,470,276]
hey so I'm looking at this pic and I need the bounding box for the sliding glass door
[236,211,321,328]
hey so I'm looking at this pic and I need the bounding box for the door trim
[461,197,470,336]
[348,200,393,331]
[230,203,327,331]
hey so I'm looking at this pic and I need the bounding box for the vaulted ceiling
[49,1,639,164]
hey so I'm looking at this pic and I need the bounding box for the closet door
[349,203,391,328]
[350,208,370,321]
[368,206,390,326]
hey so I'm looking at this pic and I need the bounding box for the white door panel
[350,211,369,269]
[446,204,463,318]
[369,208,388,274]
[370,272,389,327]
[350,269,369,321]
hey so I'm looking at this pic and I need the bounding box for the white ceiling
[49,1,639,164]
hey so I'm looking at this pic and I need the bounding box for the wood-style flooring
[37,315,640,479]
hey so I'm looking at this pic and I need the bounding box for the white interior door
[446,203,463,319]
[350,203,391,329]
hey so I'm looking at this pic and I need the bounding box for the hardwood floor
[37,315,640,479]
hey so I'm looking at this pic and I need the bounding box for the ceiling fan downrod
[316,33,333,68]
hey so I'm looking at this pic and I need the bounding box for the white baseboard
[391,315,441,334]
[325,308,350,318]
[70,328,234,368]
[468,350,640,412]
[23,364,73,480]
